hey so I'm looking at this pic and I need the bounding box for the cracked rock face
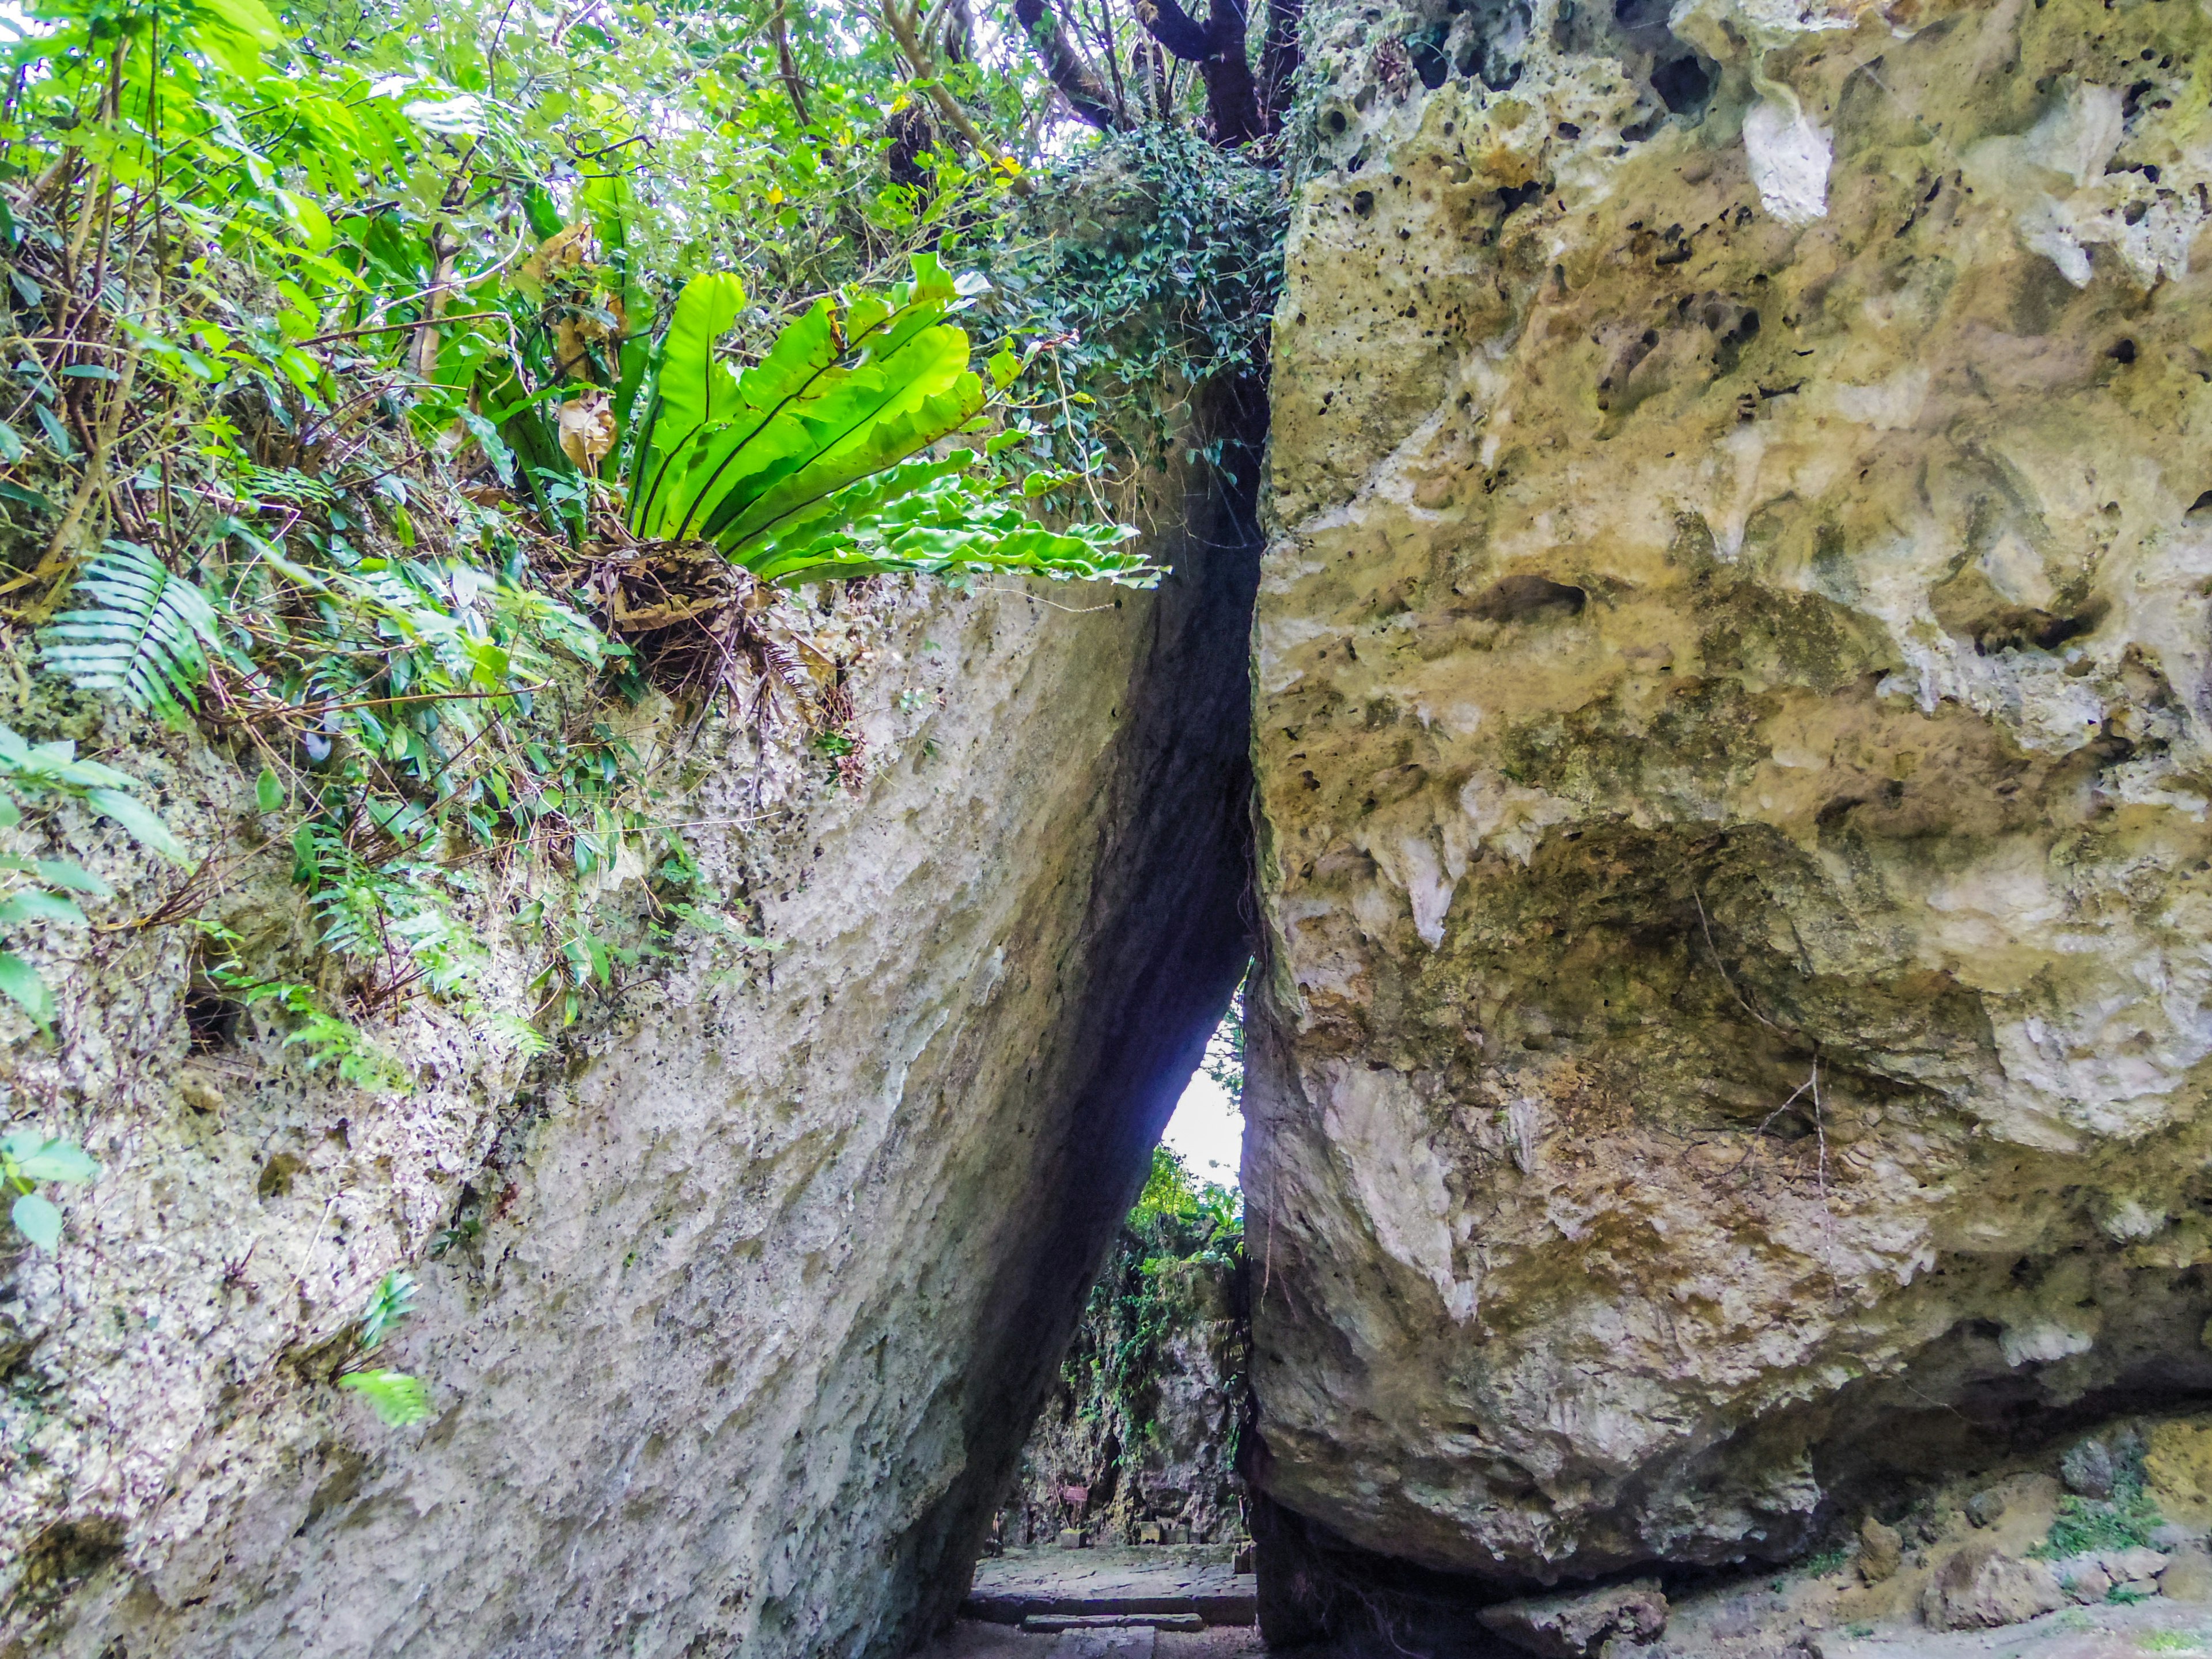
[1247,0,2212,1592]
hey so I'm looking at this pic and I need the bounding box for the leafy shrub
[339,1370,431,1427]
[2037,1476,2163,1558]
[989,128,1287,480]
[0,724,182,1031]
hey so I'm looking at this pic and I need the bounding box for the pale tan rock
[2053,1558,2111,1604]
[2,434,1260,1658]
[1247,0,2212,1593]
[1478,1578,1669,1658]
[1858,1518,1902,1584]
[175,1074,224,1115]
[2147,1419,2212,1531]
[2101,1545,2169,1584]
[1920,1544,2065,1631]
[2160,1548,2212,1603]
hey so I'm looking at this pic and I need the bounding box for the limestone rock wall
[1002,1238,1249,1548]
[1247,0,2212,1619]
[2,393,1260,1658]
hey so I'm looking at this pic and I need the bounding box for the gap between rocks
[903,374,1272,1643]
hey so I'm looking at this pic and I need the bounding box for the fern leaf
[339,1369,430,1426]
[39,540,225,717]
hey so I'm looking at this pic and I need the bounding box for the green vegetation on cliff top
[0,0,1287,1309]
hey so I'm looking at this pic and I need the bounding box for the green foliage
[215,969,408,1092]
[1,1127,98,1249]
[624,256,1147,588]
[1059,1143,1243,1458]
[0,725,184,862]
[357,1270,418,1350]
[988,128,1287,480]
[1198,980,1245,1099]
[39,540,227,718]
[0,723,181,1031]
[0,0,1159,1074]
[2036,1472,2163,1559]
[338,1369,430,1426]
[1132,1143,1239,1237]
[337,1271,429,1425]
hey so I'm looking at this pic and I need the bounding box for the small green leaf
[83,788,187,864]
[12,1138,96,1183]
[11,1191,61,1249]
[0,420,23,463]
[987,347,1020,389]
[456,410,514,487]
[340,1369,431,1425]
[35,859,108,896]
[255,767,283,813]
[0,889,86,927]
[0,950,53,1027]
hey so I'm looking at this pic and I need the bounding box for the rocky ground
[1464,1415,2212,1659]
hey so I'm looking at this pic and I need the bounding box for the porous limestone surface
[1248,0,2212,1590]
[2,434,1256,1659]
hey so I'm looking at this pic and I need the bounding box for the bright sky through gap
[1163,1066,1243,1187]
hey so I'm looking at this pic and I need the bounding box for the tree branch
[1013,0,1131,130]
[878,0,1037,188]
[1130,0,1210,62]
[1130,0,1261,142]
[1256,0,1304,132]
[1202,0,1260,142]
[770,0,812,128]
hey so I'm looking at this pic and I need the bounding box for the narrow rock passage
[903,372,1274,1645]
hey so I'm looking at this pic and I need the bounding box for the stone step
[1024,1612,1205,1633]
[964,1545,1258,1627]
[1046,1631,1155,1658]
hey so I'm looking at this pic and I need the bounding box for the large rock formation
[1,395,1261,1657]
[1245,0,2212,1630]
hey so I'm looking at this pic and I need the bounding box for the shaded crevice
[893,372,1269,1646]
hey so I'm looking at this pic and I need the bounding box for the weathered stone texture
[1248,0,2212,1596]
[3,396,1260,1658]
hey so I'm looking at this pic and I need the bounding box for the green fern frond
[39,540,225,717]
[339,1368,430,1426]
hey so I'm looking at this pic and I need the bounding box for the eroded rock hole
[1651,52,1716,114]
[1465,573,1588,622]
[184,980,244,1052]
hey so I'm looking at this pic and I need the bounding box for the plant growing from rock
[621,254,1149,589]
[0,723,184,1032]
[1,1129,97,1249]
[337,1271,431,1427]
